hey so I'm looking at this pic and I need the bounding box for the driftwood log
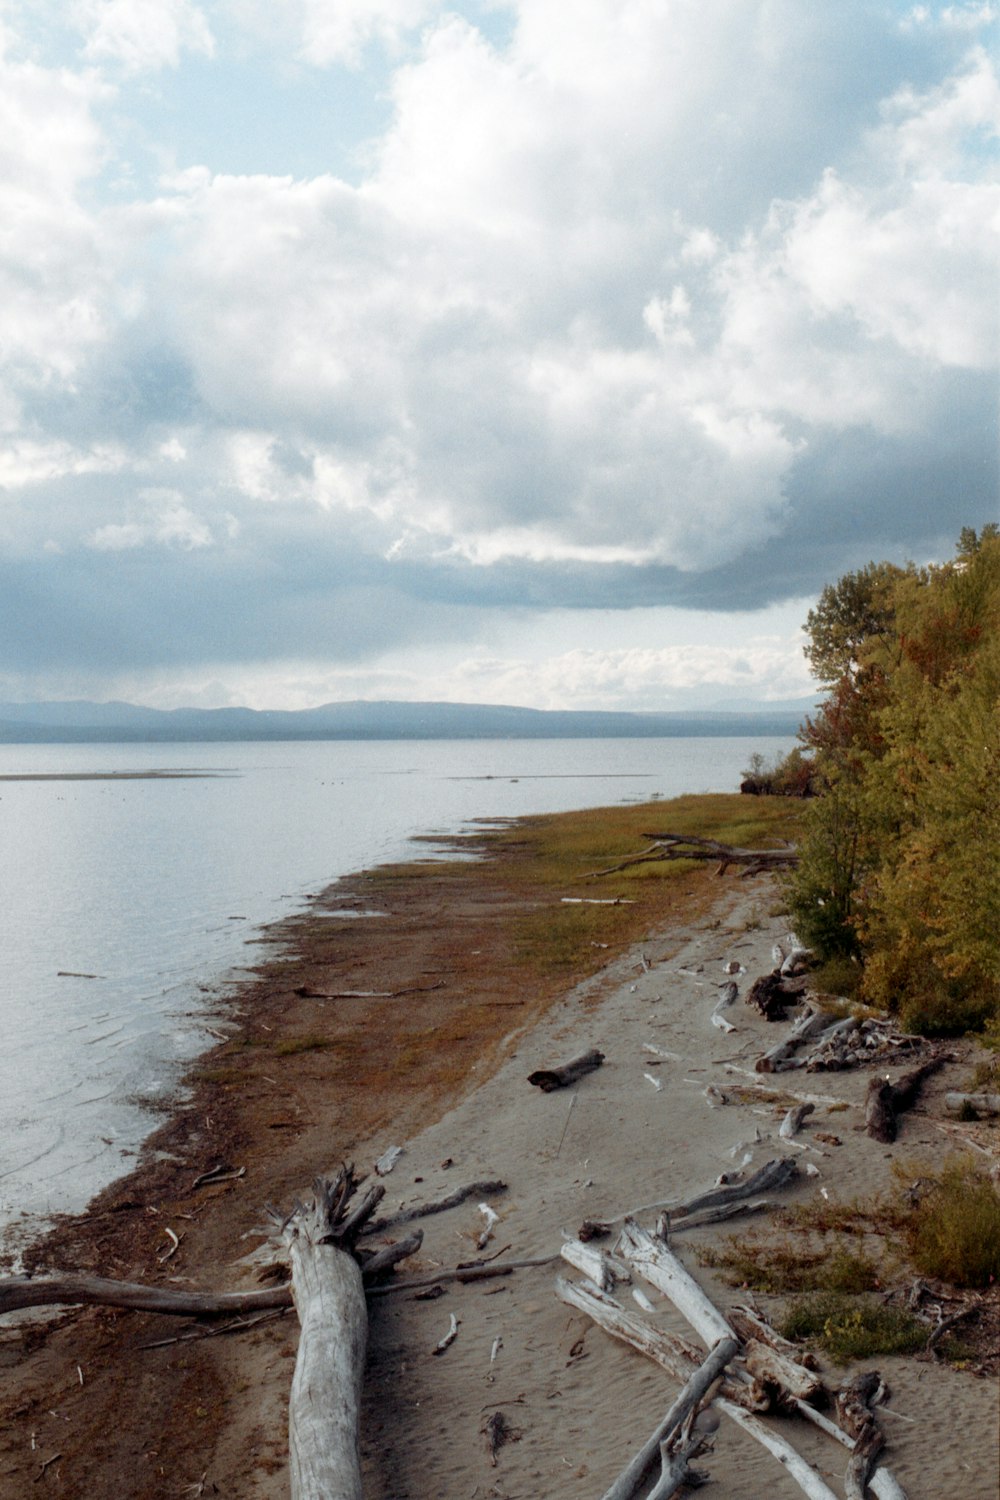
[555,1277,708,1387]
[0,1274,294,1320]
[528,1048,605,1091]
[836,1373,889,1500]
[590,833,798,880]
[559,1241,631,1293]
[745,969,807,1021]
[364,1178,506,1234]
[614,1224,908,1500]
[600,1335,740,1500]
[780,1102,816,1139]
[743,1339,823,1405]
[270,1170,386,1500]
[669,1157,798,1224]
[576,1157,798,1241]
[865,1058,947,1143]
[566,1251,839,1500]
[756,1007,830,1071]
[945,1090,1000,1116]
[728,1305,820,1371]
[712,981,739,1033]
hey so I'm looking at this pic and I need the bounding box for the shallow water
[0,735,793,1245]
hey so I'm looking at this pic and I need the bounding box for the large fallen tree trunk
[589,833,799,880]
[865,1057,947,1143]
[271,1169,383,1500]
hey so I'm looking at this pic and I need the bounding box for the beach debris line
[527,1047,605,1092]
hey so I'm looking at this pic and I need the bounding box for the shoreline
[1,799,996,1497]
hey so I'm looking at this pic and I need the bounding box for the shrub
[741,747,816,798]
[894,1155,1000,1288]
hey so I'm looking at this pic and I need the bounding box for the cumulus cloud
[0,31,112,424]
[74,0,214,72]
[0,0,996,700]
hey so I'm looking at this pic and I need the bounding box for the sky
[1,0,997,713]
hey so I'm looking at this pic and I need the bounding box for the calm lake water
[0,736,794,1251]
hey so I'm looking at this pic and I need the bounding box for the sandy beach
[1,808,996,1499]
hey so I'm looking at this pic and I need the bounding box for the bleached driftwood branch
[0,1274,293,1320]
[756,1007,830,1072]
[615,1223,908,1500]
[944,1090,1000,1116]
[600,1335,739,1500]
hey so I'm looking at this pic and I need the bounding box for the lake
[0,735,794,1252]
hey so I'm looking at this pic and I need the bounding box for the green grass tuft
[779,1293,926,1364]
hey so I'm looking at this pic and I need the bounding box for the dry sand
[345,882,999,1500]
[1,852,996,1499]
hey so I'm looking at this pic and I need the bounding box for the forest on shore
[759,525,999,1038]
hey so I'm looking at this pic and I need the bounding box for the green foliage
[784,769,869,958]
[790,530,1000,1034]
[804,560,909,687]
[893,1155,1000,1288]
[808,954,863,1001]
[779,1293,926,1364]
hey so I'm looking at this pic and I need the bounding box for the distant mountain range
[0,698,815,743]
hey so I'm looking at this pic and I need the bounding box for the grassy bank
[375,791,805,980]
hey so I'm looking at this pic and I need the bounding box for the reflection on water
[0,735,793,1248]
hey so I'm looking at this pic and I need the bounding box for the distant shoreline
[0,694,814,744]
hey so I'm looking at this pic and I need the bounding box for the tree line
[778,525,999,1036]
